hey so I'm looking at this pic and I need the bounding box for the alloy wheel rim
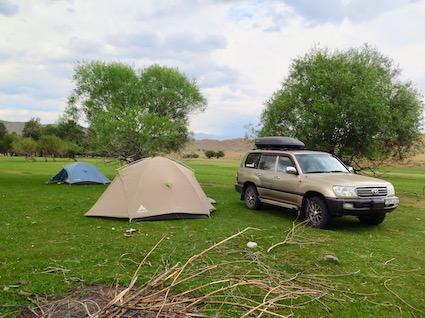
[308,201,322,224]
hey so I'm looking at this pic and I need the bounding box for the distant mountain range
[186,138,253,152]
[193,132,245,140]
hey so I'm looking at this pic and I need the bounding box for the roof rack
[254,136,305,150]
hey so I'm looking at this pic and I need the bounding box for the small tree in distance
[204,150,216,159]
[215,150,225,158]
[12,137,37,160]
[204,150,225,159]
[22,118,43,141]
[38,135,66,161]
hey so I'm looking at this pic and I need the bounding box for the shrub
[183,152,199,158]
[204,150,216,159]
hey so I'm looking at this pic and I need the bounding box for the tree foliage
[66,61,207,161]
[0,122,7,140]
[259,44,424,165]
[204,150,216,159]
[12,137,37,160]
[56,118,86,145]
[204,150,225,159]
[38,135,66,161]
[22,118,43,141]
[0,133,17,155]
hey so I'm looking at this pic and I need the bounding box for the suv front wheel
[304,196,332,229]
[244,185,262,210]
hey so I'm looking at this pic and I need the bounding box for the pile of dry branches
[22,226,347,318]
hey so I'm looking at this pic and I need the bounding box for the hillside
[0,120,26,135]
[182,138,253,160]
[185,138,253,152]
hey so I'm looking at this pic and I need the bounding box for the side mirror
[286,166,298,175]
[348,166,354,173]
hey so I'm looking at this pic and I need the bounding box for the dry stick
[119,264,258,314]
[101,275,138,310]
[267,220,318,253]
[38,266,71,274]
[384,278,423,313]
[93,235,169,318]
[255,284,289,318]
[131,234,169,283]
[202,300,292,318]
[176,260,316,317]
[204,294,303,310]
[139,262,234,304]
[63,300,98,317]
[28,296,46,317]
[166,263,219,288]
[156,227,260,317]
[122,263,181,306]
[182,279,276,314]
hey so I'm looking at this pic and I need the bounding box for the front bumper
[326,196,399,216]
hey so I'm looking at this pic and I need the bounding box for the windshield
[295,154,349,174]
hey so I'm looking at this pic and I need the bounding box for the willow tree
[66,61,207,161]
[260,44,424,165]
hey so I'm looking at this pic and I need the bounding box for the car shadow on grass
[254,204,385,232]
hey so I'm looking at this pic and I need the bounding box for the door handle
[274,176,280,179]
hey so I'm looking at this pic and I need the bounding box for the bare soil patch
[19,285,199,318]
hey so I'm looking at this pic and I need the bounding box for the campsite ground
[0,146,424,317]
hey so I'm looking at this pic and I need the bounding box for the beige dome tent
[85,157,215,221]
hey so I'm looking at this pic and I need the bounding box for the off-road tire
[304,196,332,229]
[244,185,262,210]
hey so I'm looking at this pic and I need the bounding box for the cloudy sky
[1,0,424,139]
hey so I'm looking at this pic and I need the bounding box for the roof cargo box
[254,136,305,149]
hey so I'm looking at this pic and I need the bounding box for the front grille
[356,187,387,197]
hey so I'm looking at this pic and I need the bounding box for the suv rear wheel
[304,196,332,229]
[244,185,262,210]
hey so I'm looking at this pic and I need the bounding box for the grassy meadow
[0,155,424,317]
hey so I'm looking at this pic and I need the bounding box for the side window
[244,153,261,168]
[258,155,277,171]
[277,156,293,172]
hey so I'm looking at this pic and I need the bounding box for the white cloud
[0,0,424,139]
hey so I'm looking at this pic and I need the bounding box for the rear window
[244,153,261,168]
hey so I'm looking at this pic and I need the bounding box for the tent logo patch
[137,204,148,214]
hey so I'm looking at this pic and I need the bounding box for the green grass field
[0,156,424,317]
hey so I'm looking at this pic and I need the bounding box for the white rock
[247,241,258,248]
[323,255,340,263]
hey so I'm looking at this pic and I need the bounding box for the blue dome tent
[46,162,111,185]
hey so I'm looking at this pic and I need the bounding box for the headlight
[387,184,395,196]
[333,185,357,198]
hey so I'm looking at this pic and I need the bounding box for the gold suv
[235,137,399,229]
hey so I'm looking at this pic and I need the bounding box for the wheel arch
[302,191,328,211]
[241,181,257,200]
